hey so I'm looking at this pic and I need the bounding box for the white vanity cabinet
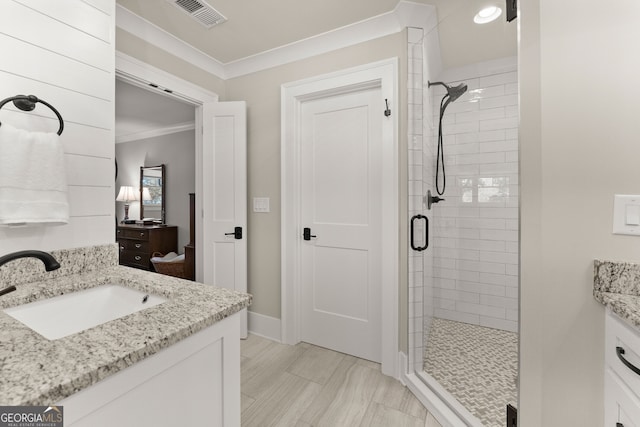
[57,314,241,427]
[605,309,640,427]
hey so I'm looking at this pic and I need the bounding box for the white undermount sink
[3,284,167,340]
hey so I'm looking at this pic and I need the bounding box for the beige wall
[116,28,227,97]
[225,33,408,320]
[520,0,640,425]
[116,26,409,347]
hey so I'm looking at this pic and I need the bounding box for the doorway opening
[281,58,399,376]
[115,51,218,282]
[115,78,196,255]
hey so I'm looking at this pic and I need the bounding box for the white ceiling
[115,0,517,138]
[116,0,517,69]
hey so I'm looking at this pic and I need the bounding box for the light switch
[613,195,640,235]
[253,197,270,213]
[627,204,640,225]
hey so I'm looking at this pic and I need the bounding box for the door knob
[225,226,243,239]
[303,227,316,241]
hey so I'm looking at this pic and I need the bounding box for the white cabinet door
[605,370,640,427]
[202,101,247,338]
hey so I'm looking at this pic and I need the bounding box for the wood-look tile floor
[241,334,443,427]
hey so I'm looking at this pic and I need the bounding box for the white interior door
[202,101,247,338]
[300,88,382,362]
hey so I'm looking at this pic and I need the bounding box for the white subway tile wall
[425,57,519,333]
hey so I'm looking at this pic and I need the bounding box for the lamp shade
[116,186,138,203]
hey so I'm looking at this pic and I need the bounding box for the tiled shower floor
[423,318,518,427]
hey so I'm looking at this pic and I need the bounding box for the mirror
[140,164,165,224]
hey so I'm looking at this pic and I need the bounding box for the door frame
[281,58,399,377]
[115,52,219,282]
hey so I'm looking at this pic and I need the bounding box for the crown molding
[116,1,436,80]
[116,4,226,78]
[116,121,196,144]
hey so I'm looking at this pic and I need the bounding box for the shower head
[429,80,470,196]
[429,81,468,100]
[428,80,468,113]
[447,83,468,103]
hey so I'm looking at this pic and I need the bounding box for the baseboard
[399,351,480,427]
[398,351,409,386]
[247,311,281,342]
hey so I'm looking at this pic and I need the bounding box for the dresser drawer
[117,228,149,240]
[119,251,150,269]
[116,225,177,272]
[118,239,149,253]
[606,310,640,397]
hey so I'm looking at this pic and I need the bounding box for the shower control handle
[426,190,445,210]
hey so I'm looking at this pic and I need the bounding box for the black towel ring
[0,95,64,135]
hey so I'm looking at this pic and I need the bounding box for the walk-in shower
[406,11,519,426]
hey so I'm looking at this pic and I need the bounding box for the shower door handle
[410,214,428,252]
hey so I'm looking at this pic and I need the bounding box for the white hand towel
[0,123,69,226]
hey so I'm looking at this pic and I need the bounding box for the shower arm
[427,81,448,90]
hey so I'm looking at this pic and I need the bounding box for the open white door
[202,101,247,338]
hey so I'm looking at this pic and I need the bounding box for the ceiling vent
[167,0,227,29]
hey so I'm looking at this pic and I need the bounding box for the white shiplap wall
[0,0,115,254]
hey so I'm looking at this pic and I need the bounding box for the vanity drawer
[117,228,149,240]
[118,239,149,253]
[606,310,640,398]
[605,370,640,427]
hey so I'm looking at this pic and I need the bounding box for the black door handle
[303,227,316,241]
[410,214,428,251]
[225,226,242,239]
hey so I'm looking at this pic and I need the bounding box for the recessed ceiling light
[474,6,503,24]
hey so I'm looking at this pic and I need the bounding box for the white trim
[247,311,282,342]
[116,2,436,79]
[115,53,220,283]
[281,58,399,377]
[116,52,219,104]
[116,121,195,144]
[116,4,225,78]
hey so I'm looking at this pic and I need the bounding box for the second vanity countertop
[594,259,640,329]
[0,264,251,406]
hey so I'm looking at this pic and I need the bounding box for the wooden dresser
[116,224,178,271]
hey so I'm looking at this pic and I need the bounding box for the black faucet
[0,250,60,296]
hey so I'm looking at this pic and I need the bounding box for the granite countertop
[0,245,251,406]
[594,259,640,329]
